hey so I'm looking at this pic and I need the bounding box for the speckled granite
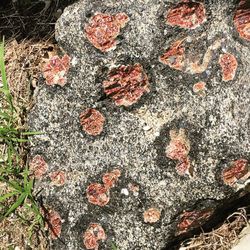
[28,0,250,249]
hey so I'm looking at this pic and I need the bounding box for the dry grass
[0,39,57,250]
[5,39,56,111]
[179,208,249,250]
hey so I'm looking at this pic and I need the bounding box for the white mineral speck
[121,188,129,196]
[143,125,152,131]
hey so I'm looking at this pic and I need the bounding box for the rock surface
[28,0,250,249]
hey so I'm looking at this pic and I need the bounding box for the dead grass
[0,39,57,250]
[180,208,249,250]
[5,39,56,111]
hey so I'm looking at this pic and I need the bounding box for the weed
[0,38,44,244]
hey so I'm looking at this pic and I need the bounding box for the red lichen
[166,129,190,161]
[143,208,161,223]
[83,223,106,250]
[86,183,110,207]
[42,54,71,86]
[80,108,105,136]
[219,53,238,82]
[49,171,66,186]
[85,12,129,52]
[166,129,193,176]
[128,183,140,196]
[29,155,48,179]
[102,169,121,189]
[177,209,213,234]
[166,0,206,29]
[222,159,249,186]
[159,39,185,71]
[103,64,150,106]
[176,158,193,176]
[234,0,250,41]
[86,169,121,206]
[193,81,206,95]
[44,209,62,239]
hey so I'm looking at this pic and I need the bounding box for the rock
[28,0,250,249]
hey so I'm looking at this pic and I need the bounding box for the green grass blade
[4,192,27,217]
[11,138,29,143]
[0,38,13,111]
[0,191,17,203]
[0,177,23,192]
[21,131,43,136]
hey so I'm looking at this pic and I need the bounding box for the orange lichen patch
[177,209,213,234]
[143,208,161,223]
[44,209,62,239]
[102,169,121,189]
[49,171,66,186]
[193,81,206,96]
[86,183,110,207]
[159,39,185,71]
[83,223,106,250]
[85,12,129,52]
[42,54,71,86]
[219,53,238,82]
[222,159,249,186]
[166,128,193,176]
[166,0,206,29]
[80,108,105,136]
[103,64,150,106]
[234,0,250,41]
[29,155,48,179]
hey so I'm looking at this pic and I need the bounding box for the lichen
[103,64,150,106]
[49,171,66,186]
[219,53,238,82]
[79,108,105,136]
[42,54,71,86]
[86,183,110,207]
[83,223,106,250]
[159,39,185,71]
[177,209,213,235]
[166,128,193,176]
[166,0,206,29]
[43,209,62,239]
[143,208,161,223]
[86,169,121,206]
[222,159,249,186]
[29,155,48,179]
[85,13,129,52]
[234,0,250,41]
[193,81,206,96]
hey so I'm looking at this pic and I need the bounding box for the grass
[0,38,44,245]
